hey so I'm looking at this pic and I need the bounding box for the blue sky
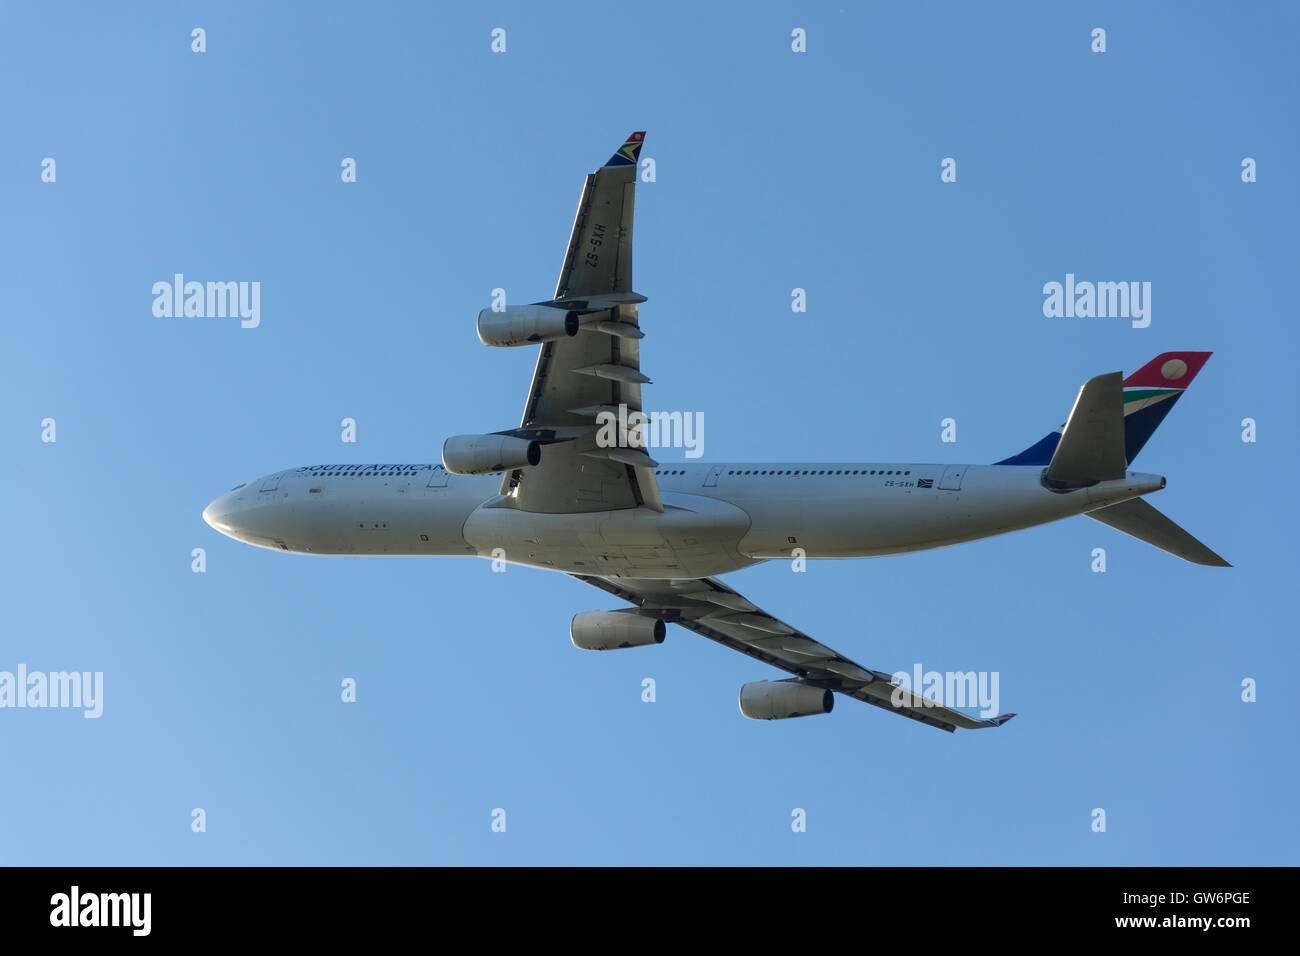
[2,1,1296,864]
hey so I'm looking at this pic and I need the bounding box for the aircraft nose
[202,493,235,533]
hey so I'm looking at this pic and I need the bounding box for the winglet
[985,713,1016,727]
[604,131,646,168]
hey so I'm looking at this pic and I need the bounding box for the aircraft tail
[995,352,1213,467]
[994,351,1228,566]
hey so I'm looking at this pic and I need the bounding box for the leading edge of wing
[569,574,1017,733]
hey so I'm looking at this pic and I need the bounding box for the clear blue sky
[2,1,1296,865]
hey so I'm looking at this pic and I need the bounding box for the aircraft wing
[570,573,1016,733]
[500,132,662,515]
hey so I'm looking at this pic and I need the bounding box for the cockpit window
[229,482,248,491]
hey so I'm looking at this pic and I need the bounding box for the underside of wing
[570,574,1015,733]
[496,133,661,515]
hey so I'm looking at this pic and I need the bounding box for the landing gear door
[703,465,722,487]
[939,466,966,491]
[426,465,449,488]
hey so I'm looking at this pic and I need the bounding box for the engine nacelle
[738,680,834,720]
[570,610,666,651]
[477,304,580,347]
[441,434,541,475]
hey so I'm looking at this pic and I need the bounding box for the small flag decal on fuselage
[917,478,933,488]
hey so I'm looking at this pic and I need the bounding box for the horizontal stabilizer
[1045,371,1127,486]
[1086,498,1230,566]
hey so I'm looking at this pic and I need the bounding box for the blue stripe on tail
[994,393,1184,467]
[994,431,1061,467]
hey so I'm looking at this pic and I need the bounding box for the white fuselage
[202,460,1165,578]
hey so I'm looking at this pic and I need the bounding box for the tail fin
[995,352,1212,466]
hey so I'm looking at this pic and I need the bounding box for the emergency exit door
[938,466,966,491]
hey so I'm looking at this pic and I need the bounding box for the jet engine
[477,304,580,347]
[570,610,666,651]
[738,680,834,719]
[441,434,541,475]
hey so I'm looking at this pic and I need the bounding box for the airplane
[202,131,1229,733]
